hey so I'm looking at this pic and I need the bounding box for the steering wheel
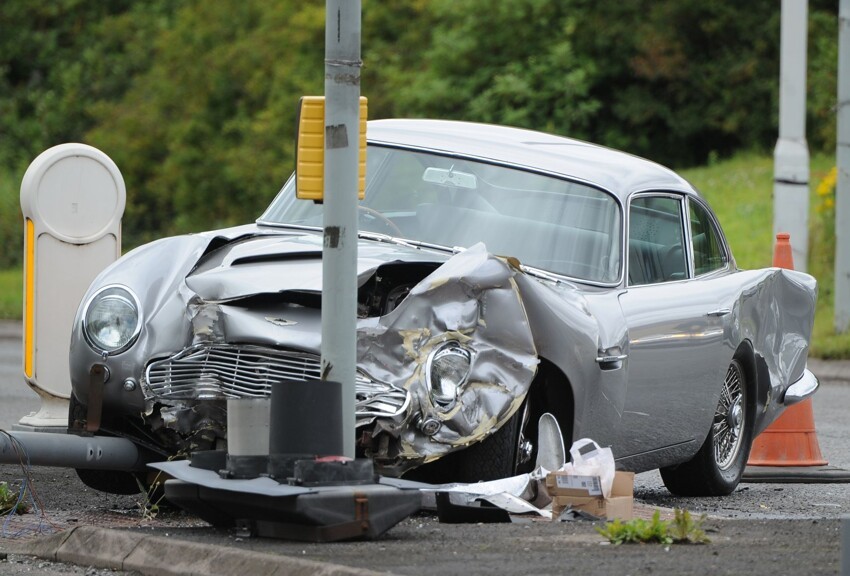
[358,206,404,237]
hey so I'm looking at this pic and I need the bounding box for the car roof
[367,119,698,201]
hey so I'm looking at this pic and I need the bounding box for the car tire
[660,358,752,496]
[400,400,531,484]
[453,399,531,483]
[68,393,142,496]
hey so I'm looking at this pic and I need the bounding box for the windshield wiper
[357,231,459,254]
[518,265,568,285]
[255,222,460,255]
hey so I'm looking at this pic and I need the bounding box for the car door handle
[596,354,628,364]
[596,354,627,371]
[706,308,731,317]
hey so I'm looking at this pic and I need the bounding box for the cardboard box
[547,470,634,521]
[547,473,604,496]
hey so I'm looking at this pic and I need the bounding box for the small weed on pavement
[0,481,29,515]
[597,509,710,545]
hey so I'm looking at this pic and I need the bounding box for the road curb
[808,359,850,383]
[6,526,390,576]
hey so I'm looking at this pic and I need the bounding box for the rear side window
[689,200,727,276]
[628,195,687,286]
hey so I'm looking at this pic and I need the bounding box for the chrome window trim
[685,196,733,278]
[625,191,691,287]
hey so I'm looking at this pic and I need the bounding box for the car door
[614,193,728,459]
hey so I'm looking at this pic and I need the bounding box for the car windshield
[259,145,622,283]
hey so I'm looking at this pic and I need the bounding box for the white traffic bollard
[18,144,125,429]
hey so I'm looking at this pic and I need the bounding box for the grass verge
[681,152,845,358]
[0,267,21,319]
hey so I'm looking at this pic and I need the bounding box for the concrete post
[836,0,850,332]
[321,0,361,457]
[773,0,810,273]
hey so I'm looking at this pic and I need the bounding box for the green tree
[0,1,176,169]
[391,0,599,136]
[551,1,784,165]
[0,0,179,266]
[86,0,326,246]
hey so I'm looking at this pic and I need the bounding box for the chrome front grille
[143,344,409,419]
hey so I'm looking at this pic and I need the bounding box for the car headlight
[426,342,472,408]
[82,285,142,355]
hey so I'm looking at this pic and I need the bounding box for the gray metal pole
[0,431,143,471]
[836,0,850,332]
[774,0,810,273]
[321,0,361,458]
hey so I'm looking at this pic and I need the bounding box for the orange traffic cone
[746,233,827,468]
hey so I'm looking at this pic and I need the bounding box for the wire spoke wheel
[661,357,752,496]
[713,360,745,470]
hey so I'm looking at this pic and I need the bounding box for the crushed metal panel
[356,244,539,463]
[727,267,817,420]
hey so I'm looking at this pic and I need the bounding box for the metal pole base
[152,459,420,542]
[164,478,420,542]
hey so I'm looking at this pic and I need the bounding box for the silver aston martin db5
[68,119,818,497]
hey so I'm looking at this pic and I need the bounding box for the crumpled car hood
[185,231,449,301]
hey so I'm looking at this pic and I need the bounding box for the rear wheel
[661,358,752,496]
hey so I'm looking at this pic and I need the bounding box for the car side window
[689,200,728,275]
[628,196,688,286]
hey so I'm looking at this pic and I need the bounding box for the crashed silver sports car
[68,119,818,497]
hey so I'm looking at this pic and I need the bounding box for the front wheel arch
[522,359,574,467]
[407,358,575,483]
[456,358,575,481]
[733,340,759,422]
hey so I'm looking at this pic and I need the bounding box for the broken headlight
[82,285,142,355]
[426,341,472,408]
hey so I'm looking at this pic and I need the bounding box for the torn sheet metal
[380,471,552,519]
[356,243,539,468]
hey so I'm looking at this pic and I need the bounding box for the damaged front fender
[357,244,539,468]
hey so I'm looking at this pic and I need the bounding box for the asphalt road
[1,321,850,575]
